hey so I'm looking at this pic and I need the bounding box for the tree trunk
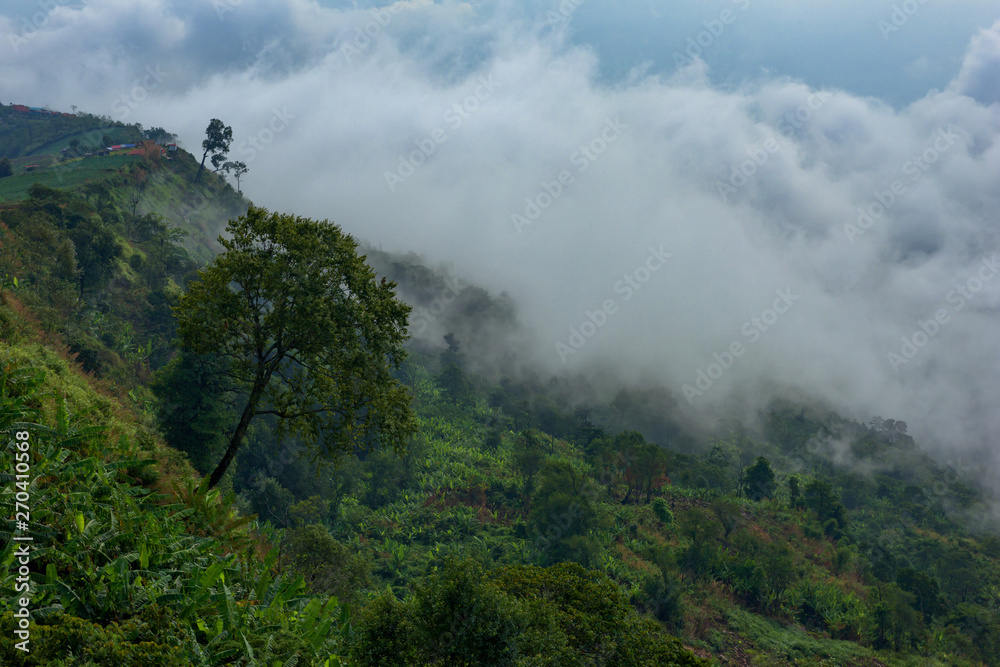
[207,367,273,488]
[195,151,208,183]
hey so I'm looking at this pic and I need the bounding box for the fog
[3,0,1000,476]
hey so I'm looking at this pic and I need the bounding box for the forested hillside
[1,111,999,666]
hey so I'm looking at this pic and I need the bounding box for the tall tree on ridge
[195,118,232,183]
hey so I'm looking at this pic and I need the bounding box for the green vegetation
[0,349,351,665]
[1,110,999,666]
[0,155,143,202]
[195,119,233,183]
[0,184,190,382]
[353,559,709,666]
[0,106,137,160]
[0,104,244,264]
[173,205,416,488]
[221,160,249,195]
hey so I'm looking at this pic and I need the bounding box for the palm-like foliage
[0,356,351,665]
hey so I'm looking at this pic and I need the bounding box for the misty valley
[2,1,1000,666]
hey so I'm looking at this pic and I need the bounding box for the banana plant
[0,272,18,297]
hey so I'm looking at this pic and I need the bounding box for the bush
[802,521,823,540]
[352,558,525,667]
[497,562,707,666]
[353,560,709,667]
[483,427,503,452]
[352,593,419,667]
[652,497,674,525]
[282,523,372,603]
[547,534,602,569]
[633,570,685,630]
[616,616,709,667]
[0,606,190,666]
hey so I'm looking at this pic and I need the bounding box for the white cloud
[950,19,1000,105]
[3,1,1000,475]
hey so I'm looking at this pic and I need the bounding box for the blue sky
[567,0,998,105]
[272,0,998,104]
[3,0,998,105]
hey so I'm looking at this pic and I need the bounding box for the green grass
[10,154,55,169]
[722,603,880,666]
[0,109,142,158]
[134,160,246,264]
[0,154,141,202]
[0,145,245,266]
[32,125,138,156]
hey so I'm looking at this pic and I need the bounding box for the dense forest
[1,111,999,666]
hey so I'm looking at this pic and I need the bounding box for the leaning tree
[195,118,232,183]
[174,205,416,488]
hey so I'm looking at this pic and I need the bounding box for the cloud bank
[3,0,1000,476]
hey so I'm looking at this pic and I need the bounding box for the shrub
[0,606,190,666]
[352,558,524,667]
[282,523,372,603]
[633,570,685,630]
[547,534,602,569]
[353,560,709,667]
[497,562,707,666]
[483,427,503,452]
[352,593,419,667]
[652,497,674,525]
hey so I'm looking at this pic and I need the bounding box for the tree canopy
[741,456,777,500]
[174,205,417,487]
[195,118,232,183]
[222,160,249,195]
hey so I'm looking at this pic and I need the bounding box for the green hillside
[0,105,139,159]
[0,155,143,202]
[0,103,243,263]
[1,111,999,666]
